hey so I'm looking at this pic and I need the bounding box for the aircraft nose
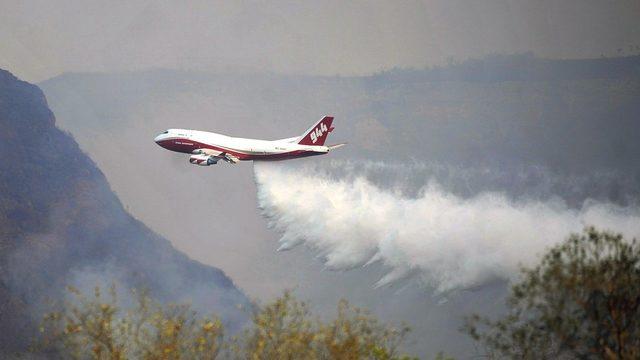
[154,134,165,145]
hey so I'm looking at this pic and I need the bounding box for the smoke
[254,161,640,292]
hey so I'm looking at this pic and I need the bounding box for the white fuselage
[154,129,329,161]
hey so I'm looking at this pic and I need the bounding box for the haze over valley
[1,1,640,357]
[39,55,640,356]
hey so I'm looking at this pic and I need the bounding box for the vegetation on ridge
[37,287,415,360]
[465,228,640,359]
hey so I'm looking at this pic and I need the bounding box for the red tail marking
[298,116,334,146]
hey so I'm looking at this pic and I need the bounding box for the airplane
[154,116,345,165]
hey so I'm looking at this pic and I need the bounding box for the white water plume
[254,162,640,292]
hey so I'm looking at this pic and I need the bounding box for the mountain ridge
[0,68,250,354]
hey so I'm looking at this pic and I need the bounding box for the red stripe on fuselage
[156,138,324,161]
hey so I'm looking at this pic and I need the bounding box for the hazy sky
[2,0,640,82]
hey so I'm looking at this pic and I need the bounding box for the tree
[37,285,223,360]
[37,287,415,359]
[229,291,317,359]
[464,227,640,359]
[229,290,414,360]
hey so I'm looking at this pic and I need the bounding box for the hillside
[41,54,640,175]
[0,69,250,354]
[40,55,640,206]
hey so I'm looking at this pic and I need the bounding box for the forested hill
[0,69,250,354]
[41,54,640,198]
[368,53,640,83]
[359,54,640,173]
[42,54,640,177]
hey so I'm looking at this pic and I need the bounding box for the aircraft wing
[195,148,223,157]
[193,148,238,164]
[221,153,239,164]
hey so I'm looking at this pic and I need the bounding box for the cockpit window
[162,130,169,134]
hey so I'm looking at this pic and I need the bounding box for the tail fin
[298,116,334,146]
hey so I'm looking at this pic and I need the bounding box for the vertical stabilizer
[298,116,334,146]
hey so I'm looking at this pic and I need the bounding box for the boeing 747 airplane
[154,116,345,165]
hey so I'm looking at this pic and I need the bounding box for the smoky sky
[2,0,640,82]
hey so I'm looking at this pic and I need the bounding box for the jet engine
[189,154,218,166]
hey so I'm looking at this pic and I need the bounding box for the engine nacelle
[189,154,217,166]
